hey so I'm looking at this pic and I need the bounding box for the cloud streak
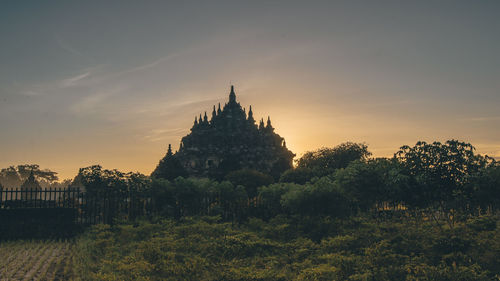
[69,85,127,115]
[143,128,188,142]
[60,72,91,88]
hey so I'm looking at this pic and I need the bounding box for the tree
[225,169,274,197]
[280,177,351,218]
[394,140,495,224]
[0,164,59,188]
[296,142,371,177]
[469,164,500,211]
[151,144,187,181]
[74,165,148,195]
[334,159,389,212]
[17,164,58,182]
[279,167,315,184]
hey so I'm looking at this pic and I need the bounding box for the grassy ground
[0,240,74,281]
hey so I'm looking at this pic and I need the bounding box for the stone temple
[152,86,295,180]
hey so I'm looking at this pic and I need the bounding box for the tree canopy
[0,164,59,188]
[394,140,495,211]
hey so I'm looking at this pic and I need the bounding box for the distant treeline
[0,164,71,189]
[55,140,498,227]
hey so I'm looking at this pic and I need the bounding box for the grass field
[0,240,74,281]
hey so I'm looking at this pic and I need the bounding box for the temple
[20,170,42,200]
[152,86,295,180]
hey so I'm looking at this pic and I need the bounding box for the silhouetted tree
[279,167,315,184]
[296,142,371,177]
[75,165,149,195]
[334,159,390,212]
[394,140,495,225]
[0,164,58,188]
[469,164,500,211]
[151,144,187,181]
[280,177,351,218]
[225,169,274,197]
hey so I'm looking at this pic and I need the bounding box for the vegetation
[226,169,274,198]
[3,140,499,280]
[295,142,371,178]
[73,215,500,281]
[0,164,70,189]
[64,140,500,280]
[74,165,150,195]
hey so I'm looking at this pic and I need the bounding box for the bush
[279,167,314,184]
[73,216,500,280]
[281,177,351,217]
[226,169,274,198]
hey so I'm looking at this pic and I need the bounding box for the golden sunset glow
[0,2,499,180]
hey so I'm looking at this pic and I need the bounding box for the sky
[1,1,499,180]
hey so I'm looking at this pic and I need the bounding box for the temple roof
[153,85,295,180]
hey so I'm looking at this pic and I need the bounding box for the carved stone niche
[205,156,220,168]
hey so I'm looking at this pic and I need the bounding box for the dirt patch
[0,241,73,281]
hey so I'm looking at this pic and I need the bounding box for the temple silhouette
[152,86,295,180]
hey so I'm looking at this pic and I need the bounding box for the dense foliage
[74,165,150,195]
[68,140,500,280]
[296,142,371,178]
[73,215,500,280]
[226,169,274,198]
[72,140,499,225]
[151,144,187,181]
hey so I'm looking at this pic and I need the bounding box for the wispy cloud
[119,53,182,75]
[60,72,91,88]
[143,128,188,142]
[133,97,221,118]
[70,85,127,115]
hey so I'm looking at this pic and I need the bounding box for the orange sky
[1,2,499,180]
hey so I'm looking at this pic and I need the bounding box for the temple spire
[267,116,272,127]
[229,85,236,103]
[217,103,222,114]
[203,111,208,123]
[259,118,265,130]
[248,105,255,123]
[167,144,173,156]
[212,105,217,120]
